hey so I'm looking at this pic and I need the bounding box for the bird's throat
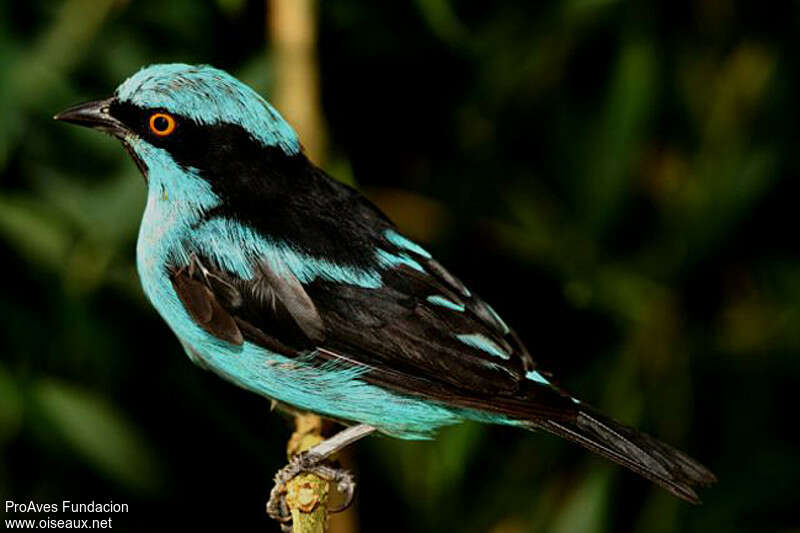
[122,140,149,181]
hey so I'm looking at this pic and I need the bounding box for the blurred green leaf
[32,379,162,493]
[582,40,657,231]
[0,0,117,167]
[633,492,680,533]
[375,422,486,516]
[0,194,73,268]
[238,54,277,99]
[564,0,621,21]
[217,0,247,17]
[549,469,611,533]
[415,0,466,44]
[0,363,23,445]
[32,167,144,245]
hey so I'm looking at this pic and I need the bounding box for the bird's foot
[266,424,374,529]
[266,451,356,530]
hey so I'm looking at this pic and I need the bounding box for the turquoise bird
[55,63,715,522]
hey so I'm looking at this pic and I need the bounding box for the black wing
[169,167,715,502]
[170,238,574,421]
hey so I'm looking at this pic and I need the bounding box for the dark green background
[0,1,797,531]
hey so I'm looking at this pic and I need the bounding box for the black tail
[532,407,716,503]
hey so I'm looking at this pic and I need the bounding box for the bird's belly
[135,216,463,439]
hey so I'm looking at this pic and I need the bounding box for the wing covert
[170,222,571,423]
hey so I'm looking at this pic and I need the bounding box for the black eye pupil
[153,116,169,131]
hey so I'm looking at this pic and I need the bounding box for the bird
[55,63,715,518]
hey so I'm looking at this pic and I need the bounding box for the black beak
[54,97,127,137]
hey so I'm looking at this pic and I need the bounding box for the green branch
[285,414,329,533]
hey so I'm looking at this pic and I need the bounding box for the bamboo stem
[268,0,327,163]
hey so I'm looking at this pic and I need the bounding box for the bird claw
[325,467,356,513]
[266,452,357,527]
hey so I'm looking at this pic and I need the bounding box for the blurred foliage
[1,1,798,532]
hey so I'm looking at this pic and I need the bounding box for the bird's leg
[266,424,376,525]
[301,423,376,461]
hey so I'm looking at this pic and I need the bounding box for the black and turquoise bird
[55,64,715,512]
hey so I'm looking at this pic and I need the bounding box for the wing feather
[172,268,244,345]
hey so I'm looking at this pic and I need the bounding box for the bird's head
[54,64,301,208]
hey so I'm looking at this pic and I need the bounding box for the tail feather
[532,407,716,504]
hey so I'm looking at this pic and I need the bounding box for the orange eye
[149,113,176,136]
